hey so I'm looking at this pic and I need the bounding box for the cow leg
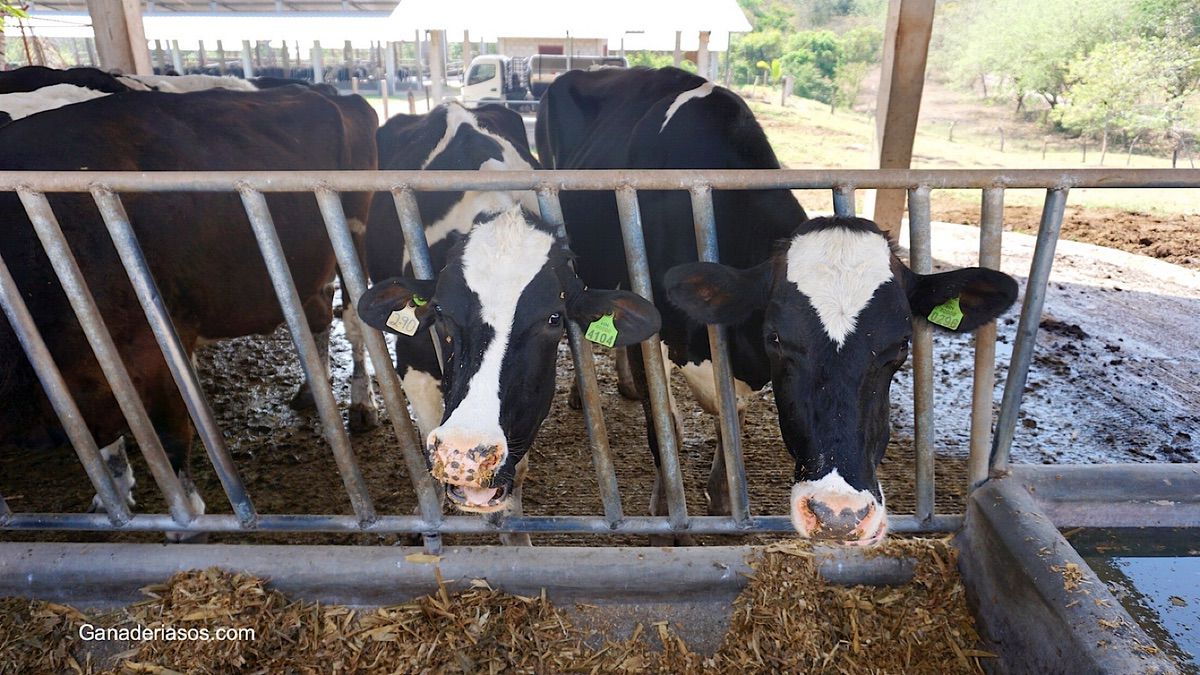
[678,360,754,517]
[627,346,693,546]
[490,455,531,547]
[342,300,380,432]
[146,386,208,544]
[290,282,337,411]
[88,436,136,513]
[289,326,331,410]
[614,347,643,401]
[568,341,645,410]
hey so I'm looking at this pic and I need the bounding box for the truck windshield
[467,63,497,86]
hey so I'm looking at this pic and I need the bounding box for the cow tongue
[461,486,499,504]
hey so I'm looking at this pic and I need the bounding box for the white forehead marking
[0,84,110,121]
[785,227,894,348]
[660,81,716,132]
[439,206,555,432]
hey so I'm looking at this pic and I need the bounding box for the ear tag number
[927,296,963,330]
[387,303,421,336]
[585,313,618,348]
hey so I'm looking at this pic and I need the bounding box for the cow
[0,66,326,126]
[357,205,659,543]
[364,101,542,442]
[537,67,1018,544]
[665,216,1016,544]
[0,85,378,531]
[0,67,366,422]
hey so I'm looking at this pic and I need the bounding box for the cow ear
[568,289,661,347]
[664,261,771,326]
[907,267,1019,333]
[356,277,438,335]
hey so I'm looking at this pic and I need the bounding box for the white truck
[461,53,628,111]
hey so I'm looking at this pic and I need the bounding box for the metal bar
[390,188,444,371]
[91,189,256,526]
[832,185,856,217]
[991,189,1069,470]
[0,512,963,535]
[0,492,9,523]
[16,189,197,526]
[907,186,935,523]
[614,186,689,530]
[968,188,1004,488]
[313,189,443,532]
[536,187,623,525]
[1,168,1197,193]
[689,186,750,525]
[0,250,131,525]
[237,187,376,525]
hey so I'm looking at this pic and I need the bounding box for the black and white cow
[0,66,325,126]
[358,206,659,536]
[536,66,807,524]
[539,67,1018,544]
[666,216,1016,544]
[365,101,541,442]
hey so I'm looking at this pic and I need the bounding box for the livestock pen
[1,168,1198,672]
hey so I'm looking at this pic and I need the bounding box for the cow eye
[547,312,562,326]
[767,331,780,345]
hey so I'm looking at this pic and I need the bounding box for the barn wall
[496,37,608,58]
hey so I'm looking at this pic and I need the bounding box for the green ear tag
[927,296,964,330]
[412,296,428,307]
[585,313,618,348]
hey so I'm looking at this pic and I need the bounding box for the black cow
[358,206,659,542]
[0,86,378,527]
[538,67,1018,544]
[0,66,325,126]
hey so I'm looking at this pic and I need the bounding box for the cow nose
[426,428,507,488]
[806,498,873,539]
[790,473,887,546]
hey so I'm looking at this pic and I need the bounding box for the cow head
[665,216,1018,545]
[359,206,660,513]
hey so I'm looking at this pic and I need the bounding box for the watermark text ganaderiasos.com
[78,623,256,642]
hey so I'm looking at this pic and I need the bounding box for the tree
[1054,39,1165,164]
[780,30,841,102]
[936,0,1133,109]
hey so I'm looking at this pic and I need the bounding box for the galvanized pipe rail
[1,168,1196,540]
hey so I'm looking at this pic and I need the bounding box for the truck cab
[461,55,531,109]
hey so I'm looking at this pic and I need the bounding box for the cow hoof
[165,531,209,544]
[348,404,380,433]
[568,381,583,410]
[289,385,316,411]
[617,379,644,401]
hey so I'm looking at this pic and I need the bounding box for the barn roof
[8,0,750,49]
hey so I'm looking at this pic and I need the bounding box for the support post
[462,30,471,70]
[311,40,324,84]
[414,29,424,86]
[384,40,397,92]
[153,39,165,72]
[697,31,710,80]
[869,0,935,239]
[673,31,682,67]
[86,0,153,74]
[428,29,445,103]
[169,39,183,73]
[216,39,226,75]
[241,40,254,79]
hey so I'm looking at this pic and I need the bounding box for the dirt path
[934,196,1200,270]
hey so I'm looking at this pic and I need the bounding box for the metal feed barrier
[1,168,1197,555]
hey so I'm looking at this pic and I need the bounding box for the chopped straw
[0,537,992,674]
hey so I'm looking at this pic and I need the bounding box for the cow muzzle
[790,471,887,546]
[427,427,510,513]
